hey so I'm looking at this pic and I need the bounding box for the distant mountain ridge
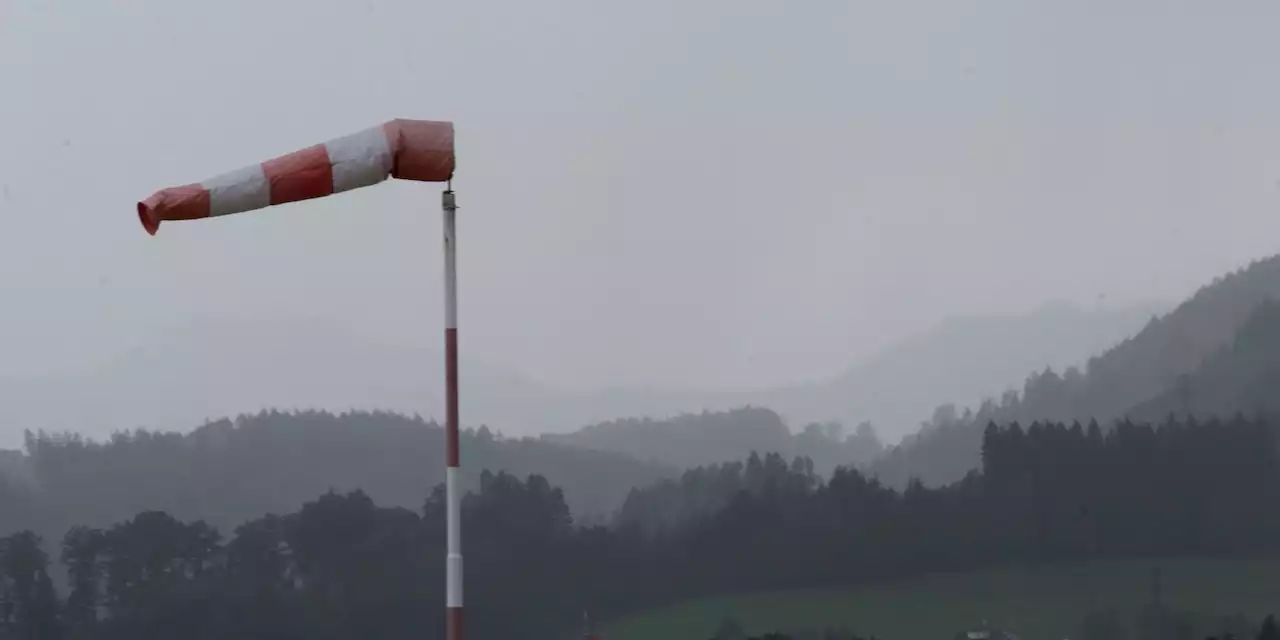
[0,316,566,447]
[751,300,1167,439]
[0,302,1165,449]
[503,299,1165,443]
[871,254,1280,489]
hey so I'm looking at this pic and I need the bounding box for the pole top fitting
[442,189,458,212]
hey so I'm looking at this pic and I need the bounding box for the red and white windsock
[136,118,454,235]
[136,117,465,640]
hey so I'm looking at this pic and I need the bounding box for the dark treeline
[2,414,1279,639]
[0,407,886,555]
[0,410,675,542]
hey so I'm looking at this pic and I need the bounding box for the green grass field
[606,556,1280,640]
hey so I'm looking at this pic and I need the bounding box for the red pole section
[442,189,464,640]
[136,119,454,235]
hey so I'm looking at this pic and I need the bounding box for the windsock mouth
[137,202,159,236]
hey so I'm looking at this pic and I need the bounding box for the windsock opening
[137,201,160,236]
[136,183,207,236]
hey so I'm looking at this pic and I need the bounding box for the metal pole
[442,188,464,640]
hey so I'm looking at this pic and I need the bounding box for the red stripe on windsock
[137,184,210,236]
[263,144,334,206]
[384,120,455,183]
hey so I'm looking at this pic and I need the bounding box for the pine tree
[1257,615,1279,640]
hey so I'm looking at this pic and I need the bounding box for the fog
[4,0,1280,447]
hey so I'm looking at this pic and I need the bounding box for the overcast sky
[2,0,1279,396]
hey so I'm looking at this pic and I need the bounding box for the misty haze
[5,1,1280,640]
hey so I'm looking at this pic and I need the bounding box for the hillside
[1011,255,1280,425]
[755,300,1166,440]
[871,254,1280,488]
[547,301,1165,443]
[1128,299,1280,422]
[0,410,675,539]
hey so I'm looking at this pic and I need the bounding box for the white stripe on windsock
[204,164,271,218]
[326,125,394,194]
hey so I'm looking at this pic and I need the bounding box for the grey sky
[2,0,1279,401]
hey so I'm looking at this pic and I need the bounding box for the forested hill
[0,410,675,540]
[541,407,885,475]
[1128,299,1280,422]
[1002,255,1280,425]
[5,413,1279,640]
[872,254,1280,488]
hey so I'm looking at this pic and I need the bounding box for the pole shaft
[442,189,463,640]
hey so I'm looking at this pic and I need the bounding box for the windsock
[136,119,454,235]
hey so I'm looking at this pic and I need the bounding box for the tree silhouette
[1258,615,1280,640]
